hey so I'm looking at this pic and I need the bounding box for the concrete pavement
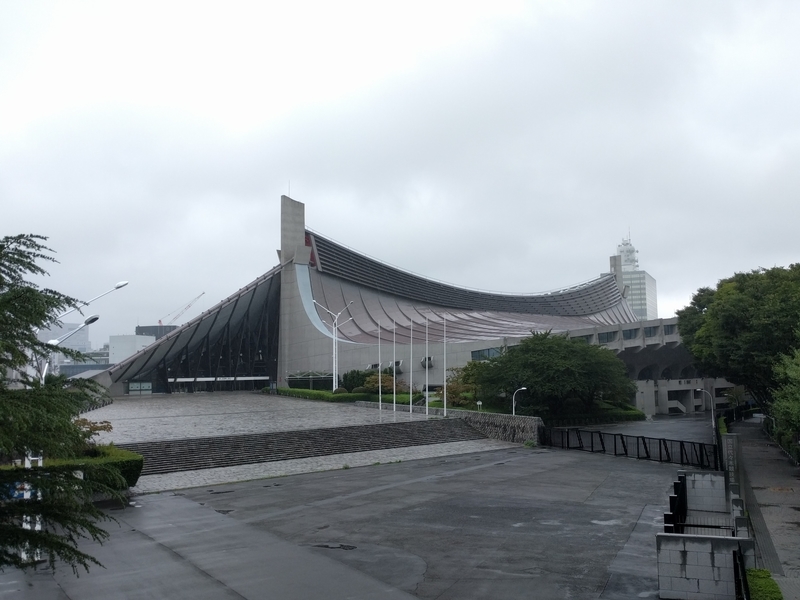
[1,446,679,600]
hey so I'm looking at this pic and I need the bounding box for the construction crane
[158,292,205,326]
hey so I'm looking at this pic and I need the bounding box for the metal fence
[733,547,751,600]
[541,427,720,470]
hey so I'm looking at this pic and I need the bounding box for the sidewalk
[731,420,800,600]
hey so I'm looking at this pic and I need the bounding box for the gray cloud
[2,1,799,345]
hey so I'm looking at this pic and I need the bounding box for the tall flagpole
[409,320,413,414]
[393,319,396,412]
[425,316,429,416]
[443,315,447,417]
[378,321,382,412]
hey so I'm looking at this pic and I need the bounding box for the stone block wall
[656,534,755,600]
[454,411,541,445]
[353,402,542,445]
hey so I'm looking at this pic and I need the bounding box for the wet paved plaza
[5,394,796,599]
[92,392,433,444]
[90,392,515,493]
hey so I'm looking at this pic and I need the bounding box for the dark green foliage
[677,265,800,406]
[275,387,374,403]
[333,387,348,395]
[0,463,123,573]
[1,234,127,573]
[772,349,800,455]
[276,388,336,401]
[351,386,368,394]
[747,569,783,600]
[463,332,636,416]
[341,369,370,392]
[47,445,144,490]
[538,407,646,428]
[274,387,420,405]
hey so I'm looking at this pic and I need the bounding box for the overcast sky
[2,1,798,347]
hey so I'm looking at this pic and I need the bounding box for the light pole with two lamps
[32,280,128,382]
[313,300,353,391]
[38,315,99,383]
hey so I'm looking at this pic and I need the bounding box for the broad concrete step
[118,419,486,476]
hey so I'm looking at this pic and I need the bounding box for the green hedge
[46,445,144,490]
[272,387,427,405]
[544,409,646,428]
[747,569,783,600]
[273,387,375,403]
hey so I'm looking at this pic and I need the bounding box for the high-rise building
[610,237,657,321]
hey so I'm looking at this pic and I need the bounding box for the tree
[362,372,407,394]
[677,265,800,406]
[1,235,124,573]
[772,349,800,456]
[340,369,370,392]
[462,332,635,415]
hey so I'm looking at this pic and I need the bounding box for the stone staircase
[118,419,486,476]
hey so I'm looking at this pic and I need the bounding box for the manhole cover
[314,544,357,551]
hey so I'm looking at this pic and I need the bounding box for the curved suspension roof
[305,231,638,344]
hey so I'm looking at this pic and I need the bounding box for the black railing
[664,473,688,533]
[733,547,750,600]
[541,428,720,469]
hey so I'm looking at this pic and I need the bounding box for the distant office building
[610,237,657,321]
[110,335,156,364]
[37,323,91,352]
[37,322,93,373]
[136,325,178,340]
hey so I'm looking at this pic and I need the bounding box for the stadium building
[102,196,731,416]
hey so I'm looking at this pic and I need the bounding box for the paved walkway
[132,438,518,493]
[732,420,800,600]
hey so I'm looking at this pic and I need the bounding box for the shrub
[747,569,783,600]
[352,386,368,394]
[363,373,403,394]
[341,369,370,392]
[333,387,348,395]
[46,445,144,489]
[277,388,335,401]
[276,387,373,403]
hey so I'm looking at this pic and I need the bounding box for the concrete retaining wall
[656,534,755,600]
[353,402,542,445]
[683,471,728,513]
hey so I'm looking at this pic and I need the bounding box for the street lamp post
[314,300,353,391]
[57,281,128,321]
[697,388,716,437]
[30,281,128,383]
[40,314,99,383]
[512,387,527,417]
